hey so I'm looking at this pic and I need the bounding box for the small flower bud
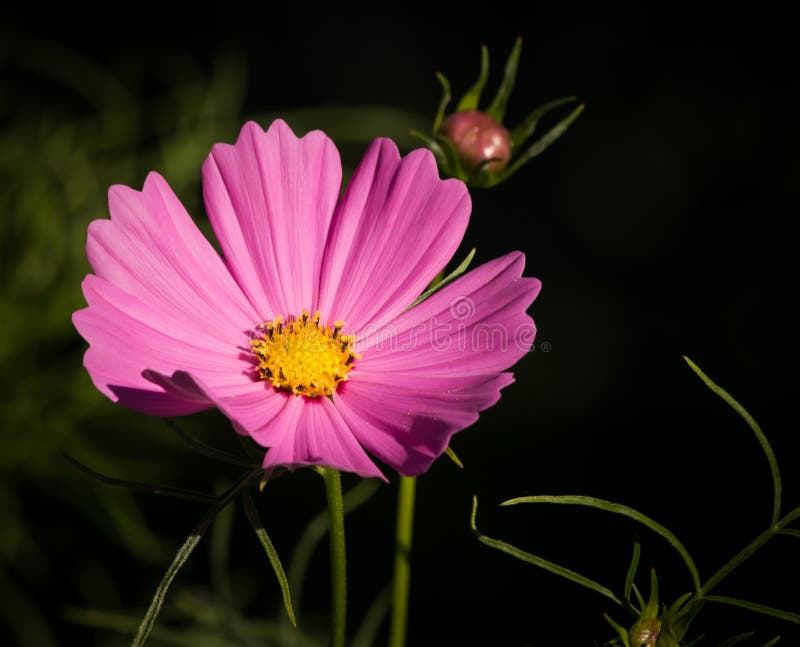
[629,618,662,647]
[439,109,511,173]
[413,38,583,188]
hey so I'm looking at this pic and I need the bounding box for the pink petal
[145,370,289,445]
[317,139,470,332]
[356,251,541,375]
[203,120,342,317]
[259,396,385,480]
[329,251,540,475]
[334,373,514,476]
[87,172,259,341]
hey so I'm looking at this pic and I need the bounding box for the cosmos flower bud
[412,37,584,188]
[439,109,511,173]
[629,618,662,647]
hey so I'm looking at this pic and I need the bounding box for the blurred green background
[2,6,799,646]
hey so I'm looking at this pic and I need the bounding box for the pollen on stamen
[250,309,359,397]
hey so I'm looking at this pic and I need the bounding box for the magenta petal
[356,251,541,375]
[260,397,386,480]
[145,370,290,445]
[73,275,253,415]
[88,172,259,339]
[335,373,513,476]
[317,139,471,332]
[203,120,342,316]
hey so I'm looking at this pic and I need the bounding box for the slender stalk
[700,501,800,597]
[320,467,347,647]
[389,475,417,647]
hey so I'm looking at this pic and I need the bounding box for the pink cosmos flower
[73,120,540,480]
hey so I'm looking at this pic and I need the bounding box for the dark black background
[3,5,800,646]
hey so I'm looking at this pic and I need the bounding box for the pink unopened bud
[440,109,511,173]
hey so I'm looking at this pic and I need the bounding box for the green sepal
[444,446,464,469]
[432,72,452,134]
[603,614,631,647]
[631,582,646,612]
[411,248,476,307]
[502,103,585,177]
[486,36,522,123]
[623,535,641,612]
[643,568,659,619]
[242,490,297,627]
[434,133,468,181]
[509,96,578,149]
[456,45,490,112]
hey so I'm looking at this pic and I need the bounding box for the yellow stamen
[250,310,359,397]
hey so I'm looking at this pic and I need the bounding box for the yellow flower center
[250,310,358,397]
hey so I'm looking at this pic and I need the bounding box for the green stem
[389,475,417,647]
[320,467,347,647]
[699,502,800,597]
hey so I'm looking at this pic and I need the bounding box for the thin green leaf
[509,96,578,149]
[432,72,452,133]
[778,529,800,539]
[434,133,468,181]
[704,595,800,624]
[684,356,782,525]
[631,582,646,611]
[673,597,704,640]
[165,419,254,468]
[603,614,631,647]
[624,536,641,609]
[470,497,623,606]
[682,633,706,647]
[644,568,659,618]
[502,495,702,595]
[456,45,490,112]
[503,103,585,177]
[759,637,781,647]
[444,446,464,469]
[63,452,219,504]
[409,130,444,162]
[716,632,755,647]
[486,36,522,122]
[666,592,694,621]
[242,490,297,627]
[411,248,476,307]
[351,586,391,647]
[132,469,257,646]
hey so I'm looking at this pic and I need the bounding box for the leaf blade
[684,356,782,525]
[502,494,702,595]
[704,595,800,624]
[242,490,297,627]
[486,37,523,122]
[456,45,490,112]
[470,497,623,606]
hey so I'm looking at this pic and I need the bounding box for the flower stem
[389,475,417,647]
[321,467,347,647]
[700,501,800,597]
